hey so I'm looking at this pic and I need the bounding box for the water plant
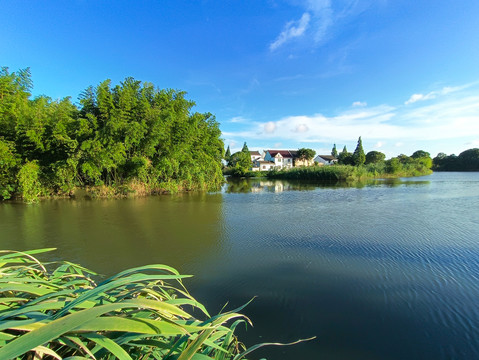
[0,249,312,359]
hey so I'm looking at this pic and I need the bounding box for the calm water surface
[1,172,478,359]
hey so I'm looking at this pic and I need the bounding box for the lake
[1,172,478,359]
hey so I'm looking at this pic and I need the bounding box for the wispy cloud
[269,0,366,51]
[229,116,249,123]
[270,12,311,51]
[405,84,470,105]
[352,101,367,107]
[306,0,333,44]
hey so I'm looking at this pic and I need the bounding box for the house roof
[249,151,261,156]
[266,150,298,158]
[316,155,337,161]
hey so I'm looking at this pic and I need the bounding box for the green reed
[0,249,313,359]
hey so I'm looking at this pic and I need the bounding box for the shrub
[16,161,42,202]
[0,139,19,199]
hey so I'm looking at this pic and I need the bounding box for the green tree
[411,150,430,159]
[365,151,386,164]
[229,151,251,176]
[352,136,366,166]
[338,146,353,165]
[224,145,231,160]
[397,154,413,164]
[458,148,479,171]
[0,139,19,199]
[17,160,42,203]
[0,68,226,200]
[297,148,316,161]
[433,152,460,171]
[241,142,249,153]
[331,144,338,158]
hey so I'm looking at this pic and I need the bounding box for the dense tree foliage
[338,146,353,165]
[411,150,430,159]
[228,143,252,176]
[0,67,224,201]
[365,151,386,164]
[297,148,316,161]
[433,148,479,171]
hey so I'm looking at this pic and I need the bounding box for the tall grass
[266,165,359,181]
[0,249,312,359]
[266,163,432,182]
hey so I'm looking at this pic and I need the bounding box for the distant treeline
[432,149,479,171]
[0,67,224,201]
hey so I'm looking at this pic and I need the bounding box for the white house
[249,150,262,162]
[314,155,337,165]
[263,150,297,169]
[253,159,276,171]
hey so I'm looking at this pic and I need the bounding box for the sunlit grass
[0,249,313,359]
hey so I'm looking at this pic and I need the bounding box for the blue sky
[2,0,479,158]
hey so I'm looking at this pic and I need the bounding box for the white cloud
[223,82,479,157]
[264,121,277,133]
[405,84,470,105]
[270,13,311,51]
[269,0,368,51]
[295,124,309,133]
[306,0,333,44]
[405,92,436,105]
[352,101,367,107]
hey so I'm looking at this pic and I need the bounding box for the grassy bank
[265,162,432,181]
[0,249,312,359]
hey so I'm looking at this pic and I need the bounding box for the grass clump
[266,161,432,182]
[0,249,311,359]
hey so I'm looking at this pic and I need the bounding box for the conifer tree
[331,144,338,158]
[241,142,249,153]
[225,145,231,159]
[352,136,366,166]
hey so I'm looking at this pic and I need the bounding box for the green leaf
[85,333,132,360]
[0,299,191,359]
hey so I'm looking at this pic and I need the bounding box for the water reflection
[3,172,478,360]
[224,177,431,193]
[0,193,225,276]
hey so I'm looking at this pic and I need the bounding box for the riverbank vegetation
[0,249,312,359]
[225,137,433,181]
[433,148,479,171]
[266,156,432,181]
[0,67,224,202]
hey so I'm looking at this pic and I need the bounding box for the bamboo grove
[0,67,224,202]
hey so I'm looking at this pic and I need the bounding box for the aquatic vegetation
[0,249,312,359]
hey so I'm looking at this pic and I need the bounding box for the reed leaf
[0,249,314,359]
